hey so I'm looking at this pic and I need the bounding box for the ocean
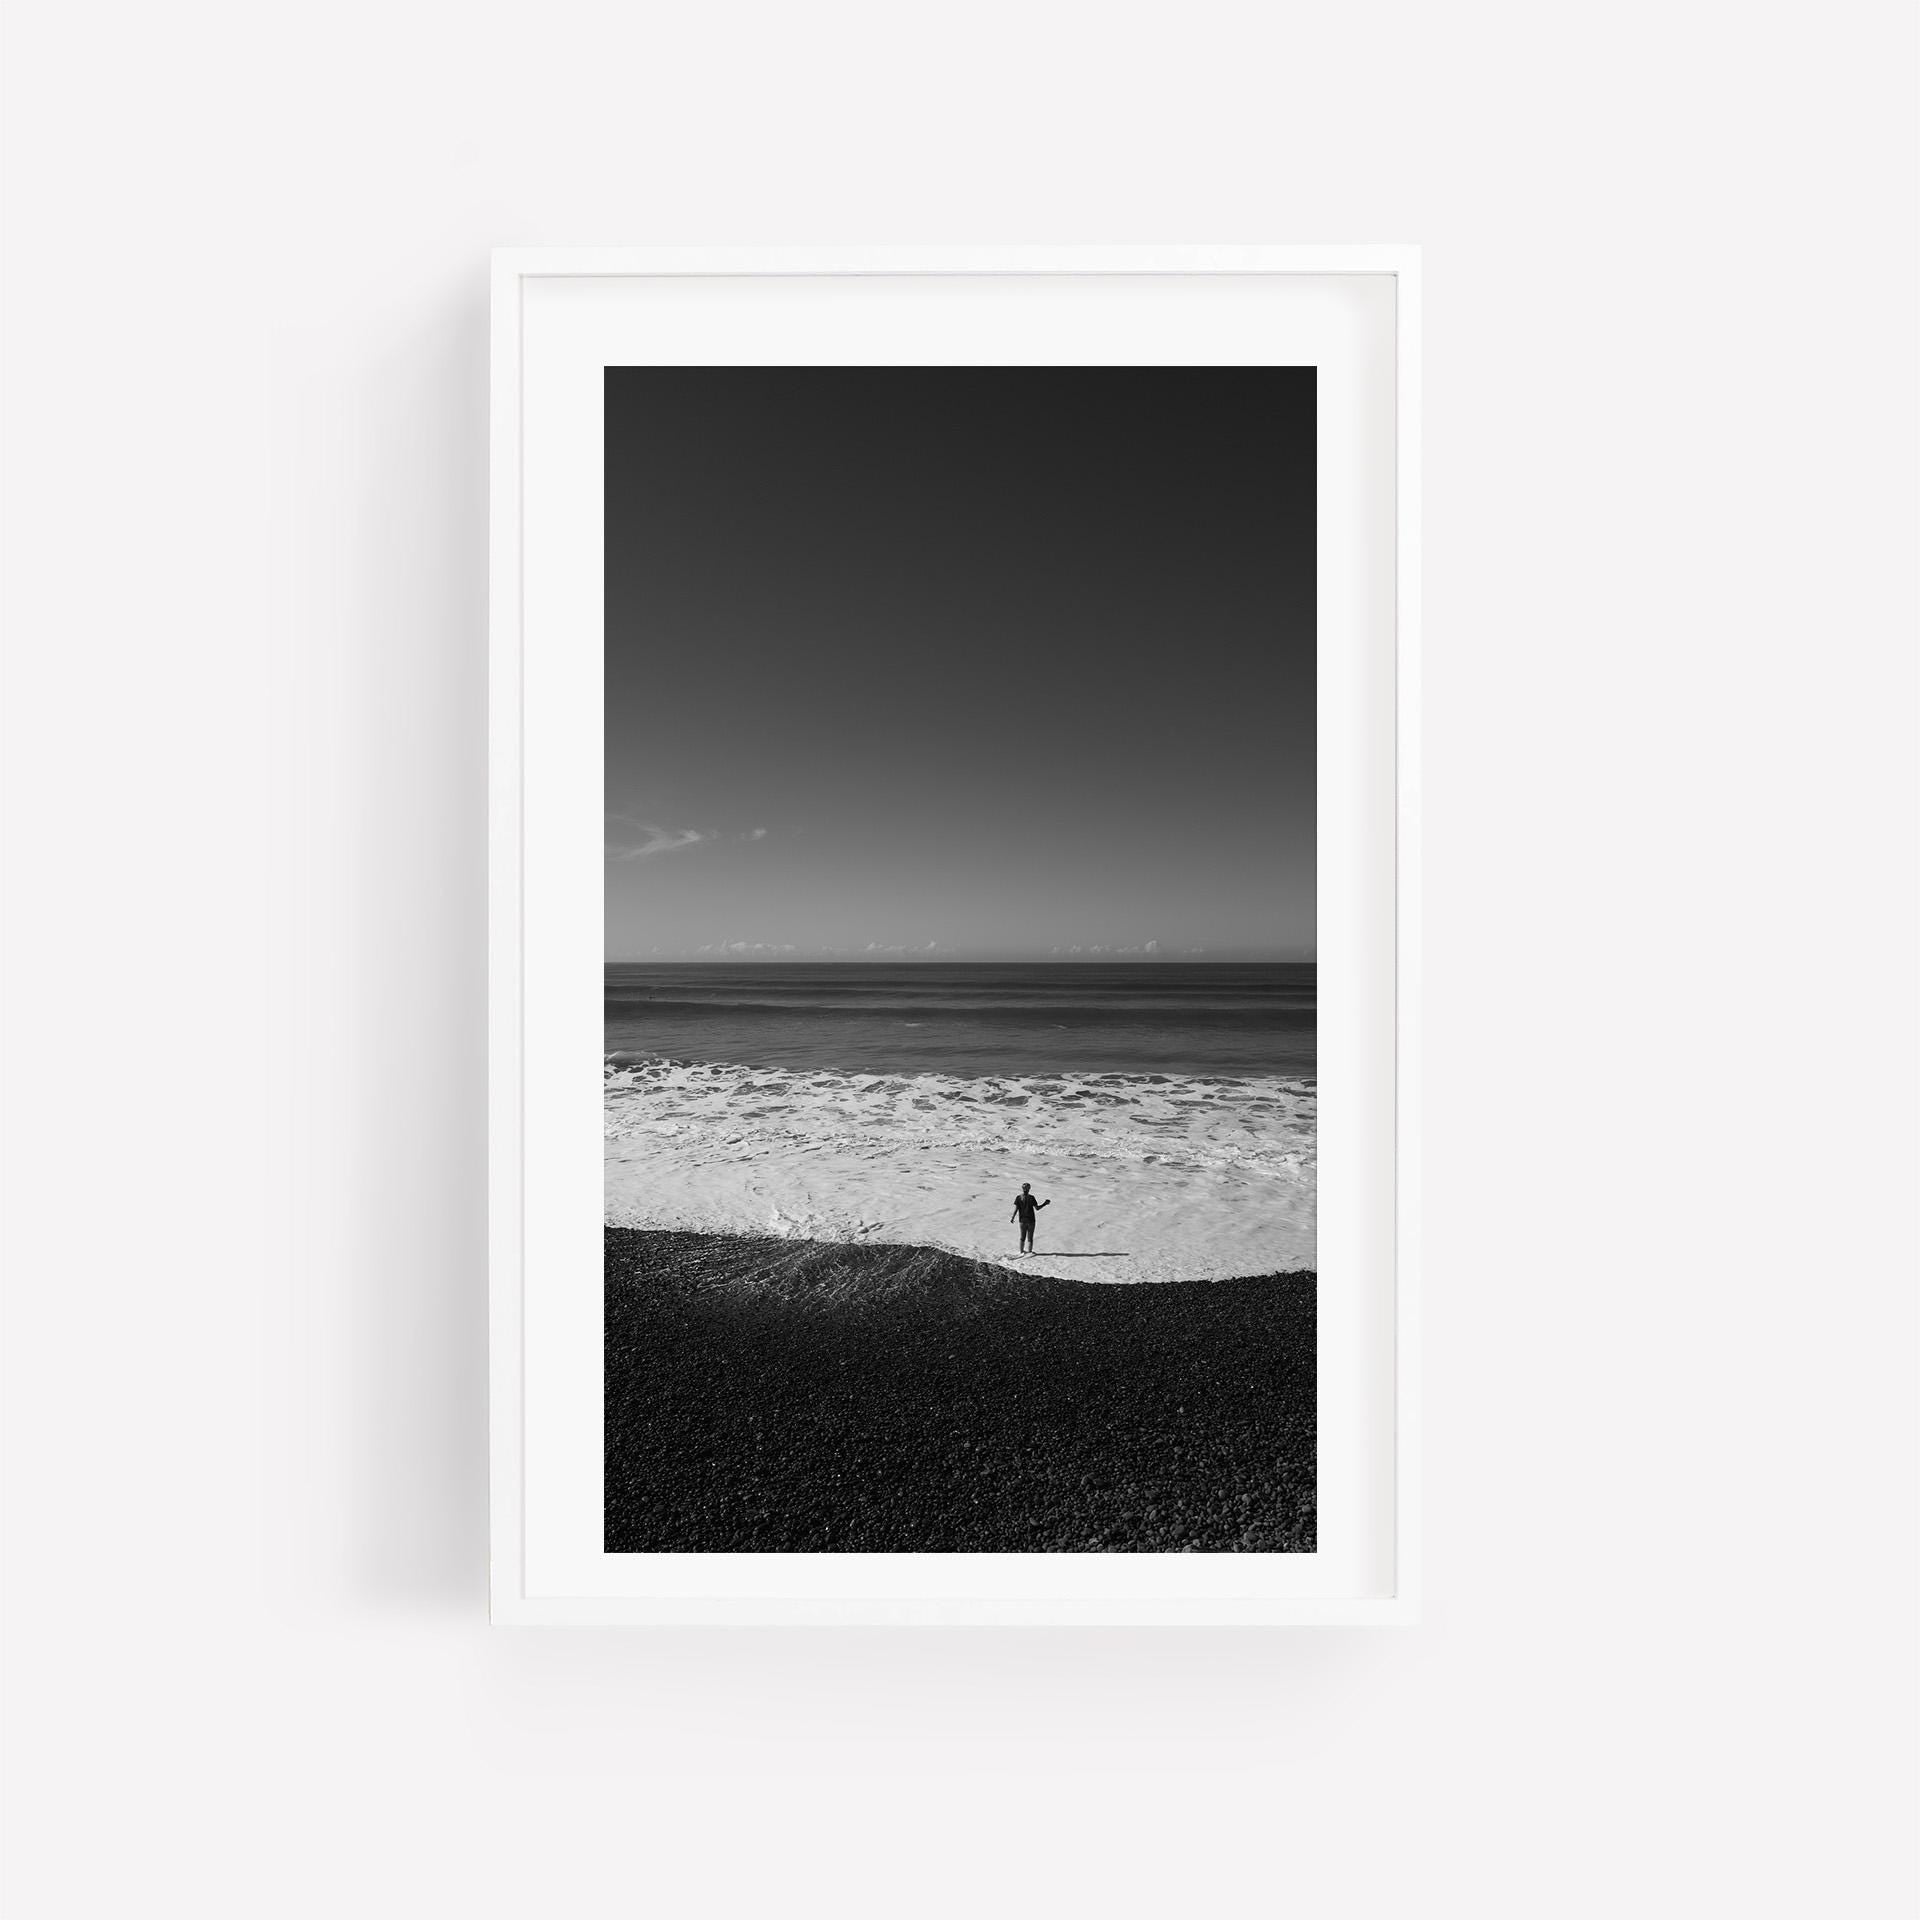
[605,961,1314,1078]
[604,962,1317,1281]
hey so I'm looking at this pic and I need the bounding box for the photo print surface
[603,367,1316,1552]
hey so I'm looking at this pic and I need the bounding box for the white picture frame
[490,248,1421,1624]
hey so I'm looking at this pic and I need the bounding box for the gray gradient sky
[606,368,1314,960]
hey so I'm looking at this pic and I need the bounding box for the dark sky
[605,367,1314,960]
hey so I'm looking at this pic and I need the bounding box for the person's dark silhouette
[1011,1182,1050,1254]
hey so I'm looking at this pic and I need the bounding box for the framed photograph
[490,248,1420,1624]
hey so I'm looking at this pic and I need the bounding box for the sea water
[604,963,1316,1281]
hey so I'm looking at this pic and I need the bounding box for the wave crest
[604,1054,1316,1182]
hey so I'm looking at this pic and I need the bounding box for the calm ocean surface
[604,962,1315,1079]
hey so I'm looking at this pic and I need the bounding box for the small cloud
[1144,940,1159,955]
[604,816,710,863]
[606,816,777,861]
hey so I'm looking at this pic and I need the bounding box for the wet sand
[605,1228,1315,1553]
[604,1055,1317,1284]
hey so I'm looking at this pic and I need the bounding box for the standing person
[1011,1182,1050,1254]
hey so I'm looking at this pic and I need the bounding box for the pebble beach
[605,1227,1316,1553]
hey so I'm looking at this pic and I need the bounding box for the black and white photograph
[9,4,1918,1911]
[601,367,1319,1552]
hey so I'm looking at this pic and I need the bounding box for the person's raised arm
[1038,1198,1050,1209]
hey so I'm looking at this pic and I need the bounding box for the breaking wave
[606,1055,1315,1178]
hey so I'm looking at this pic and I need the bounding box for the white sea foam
[604,1056,1315,1282]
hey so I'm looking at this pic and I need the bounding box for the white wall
[4,4,1914,1914]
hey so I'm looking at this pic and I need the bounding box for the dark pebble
[605,1229,1315,1554]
